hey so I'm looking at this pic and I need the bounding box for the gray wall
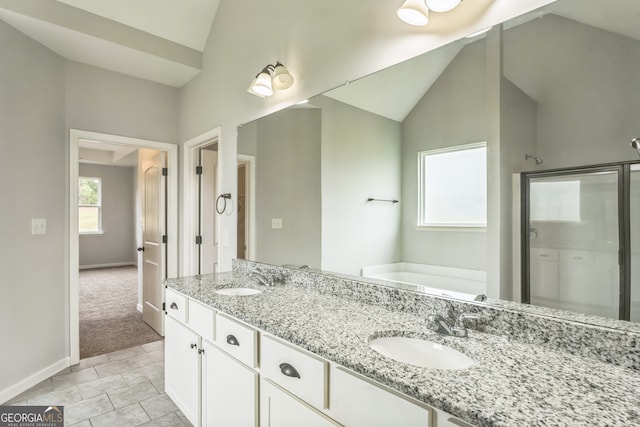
[66,61,179,143]
[239,97,401,276]
[79,164,136,268]
[250,108,322,268]
[401,41,488,271]
[0,24,179,399]
[498,78,538,299]
[0,20,67,396]
[315,96,402,276]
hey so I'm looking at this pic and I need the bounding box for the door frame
[69,129,178,365]
[183,128,221,276]
[238,154,257,261]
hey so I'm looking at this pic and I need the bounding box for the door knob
[137,247,145,252]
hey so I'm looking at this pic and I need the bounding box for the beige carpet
[80,266,162,359]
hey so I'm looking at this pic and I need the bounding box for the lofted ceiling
[323,0,640,122]
[1,0,638,116]
[0,0,220,87]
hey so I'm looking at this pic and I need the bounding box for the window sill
[415,225,486,232]
[80,231,104,236]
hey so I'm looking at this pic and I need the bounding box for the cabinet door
[202,341,258,427]
[529,249,559,300]
[330,366,431,427]
[261,379,341,427]
[165,315,200,426]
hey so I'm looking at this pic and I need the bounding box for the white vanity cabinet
[202,341,259,427]
[165,314,200,426]
[261,378,341,427]
[202,312,259,427]
[164,288,476,427]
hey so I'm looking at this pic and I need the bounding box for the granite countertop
[165,272,640,427]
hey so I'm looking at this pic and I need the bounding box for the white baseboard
[0,357,70,405]
[137,303,143,313]
[79,262,136,270]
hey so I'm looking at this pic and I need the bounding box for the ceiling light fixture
[397,0,430,26]
[397,0,463,26]
[425,0,462,13]
[247,62,294,98]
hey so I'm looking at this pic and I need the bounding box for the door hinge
[196,235,202,245]
[162,167,168,176]
[162,302,166,312]
[162,235,167,244]
[196,166,203,175]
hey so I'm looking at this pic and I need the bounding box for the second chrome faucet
[428,313,479,337]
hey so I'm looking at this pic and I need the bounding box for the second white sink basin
[369,336,475,370]
[215,288,262,296]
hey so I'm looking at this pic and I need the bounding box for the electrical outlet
[271,218,283,229]
[32,218,47,235]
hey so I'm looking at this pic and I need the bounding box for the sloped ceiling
[323,0,640,122]
[1,0,638,110]
[0,0,219,87]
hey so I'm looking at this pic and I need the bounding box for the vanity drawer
[215,313,258,368]
[165,288,188,323]
[188,298,215,342]
[261,334,328,411]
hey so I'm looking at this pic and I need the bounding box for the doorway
[182,129,256,276]
[69,129,178,365]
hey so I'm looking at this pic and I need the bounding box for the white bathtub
[361,262,487,301]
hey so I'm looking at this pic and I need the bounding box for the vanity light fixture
[247,62,294,98]
[397,0,463,26]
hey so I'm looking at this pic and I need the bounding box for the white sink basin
[215,288,262,296]
[369,336,475,370]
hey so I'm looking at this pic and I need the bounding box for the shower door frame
[520,161,637,321]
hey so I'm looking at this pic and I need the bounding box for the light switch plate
[271,218,283,229]
[32,218,47,235]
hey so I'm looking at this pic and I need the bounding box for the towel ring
[216,193,232,214]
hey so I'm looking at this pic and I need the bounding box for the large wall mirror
[238,0,640,325]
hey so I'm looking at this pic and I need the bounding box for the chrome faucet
[249,271,274,286]
[428,313,479,337]
[249,270,285,286]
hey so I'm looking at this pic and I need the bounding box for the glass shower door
[525,169,621,319]
[631,165,640,322]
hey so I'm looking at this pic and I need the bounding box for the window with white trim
[79,176,102,233]
[418,142,487,228]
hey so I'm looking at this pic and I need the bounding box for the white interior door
[142,151,166,334]
[201,149,218,274]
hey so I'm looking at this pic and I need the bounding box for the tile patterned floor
[6,340,191,426]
